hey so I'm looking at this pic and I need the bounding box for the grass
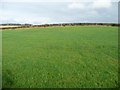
[0,30,2,89]
[2,26,118,88]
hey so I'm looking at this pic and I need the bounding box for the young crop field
[2,26,118,88]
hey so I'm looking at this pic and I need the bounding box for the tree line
[0,23,120,30]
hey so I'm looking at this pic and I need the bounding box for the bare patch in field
[0,26,20,29]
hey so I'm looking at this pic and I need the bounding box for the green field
[2,26,118,88]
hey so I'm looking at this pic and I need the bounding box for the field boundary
[0,23,120,30]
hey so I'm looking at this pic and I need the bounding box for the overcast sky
[0,0,119,24]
